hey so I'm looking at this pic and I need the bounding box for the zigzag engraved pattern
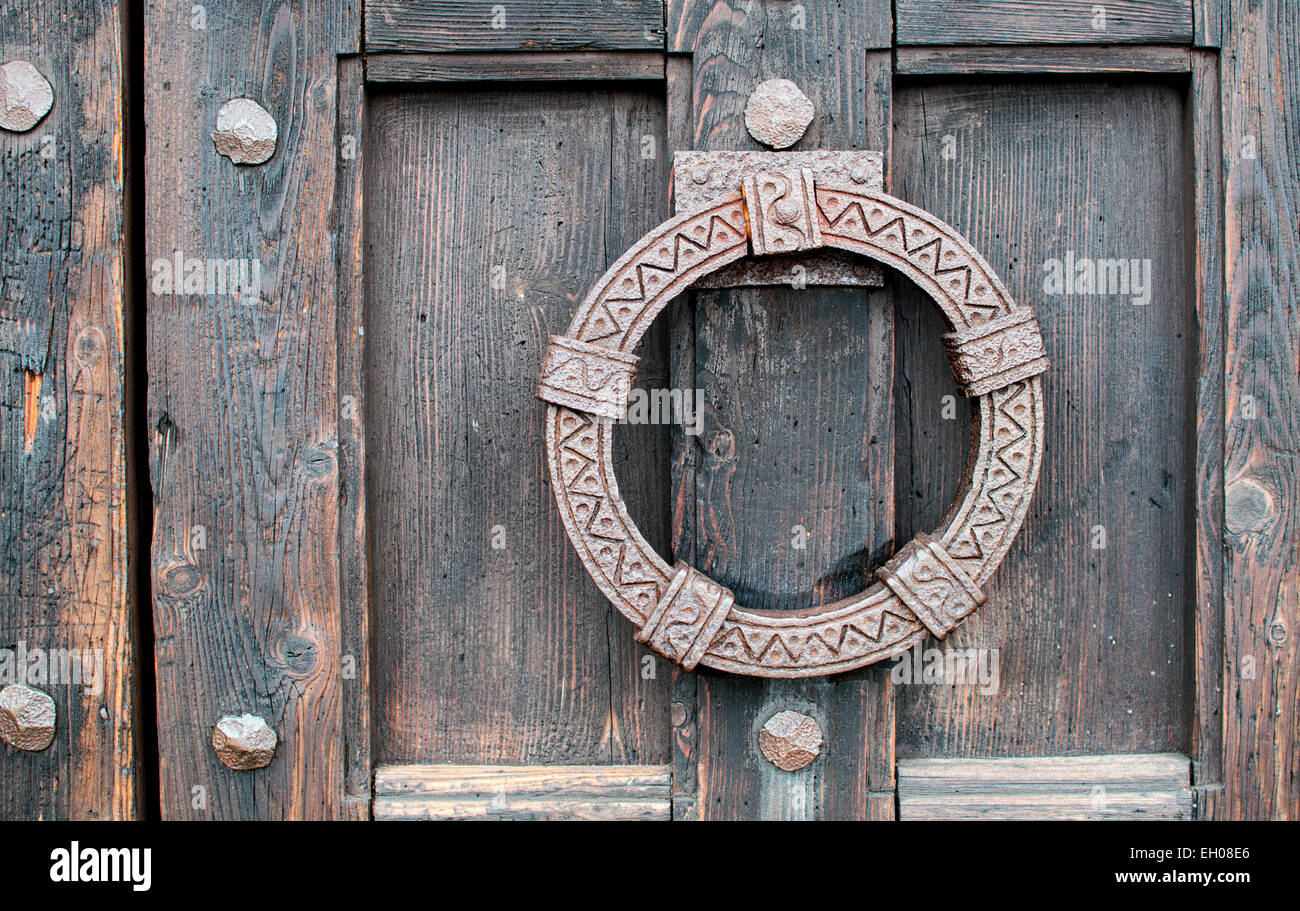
[552,407,670,622]
[944,381,1036,581]
[815,187,1009,328]
[543,181,1044,677]
[575,203,749,349]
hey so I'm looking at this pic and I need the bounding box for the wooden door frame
[134,0,1297,821]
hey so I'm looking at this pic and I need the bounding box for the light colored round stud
[758,710,822,771]
[0,683,56,751]
[212,98,277,165]
[212,713,277,770]
[0,60,54,132]
[744,78,815,150]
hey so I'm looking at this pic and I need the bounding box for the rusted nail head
[744,78,815,150]
[0,60,54,132]
[212,98,277,165]
[212,713,277,770]
[758,709,822,771]
[0,683,56,751]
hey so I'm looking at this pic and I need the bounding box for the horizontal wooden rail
[373,765,672,820]
[895,45,1193,75]
[365,51,665,83]
[898,753,1194,820]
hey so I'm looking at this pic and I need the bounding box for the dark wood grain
[896,0,1194,45]
[365,51,665,84]
[364,84,672,766]
[366,0,666,52]
[0,0,140,820]
[892,78,1193,759]
[1193,0,1222,48]
[896,45,1193,75]
[668,0,896,819]
[1215,0,1300,821]
[336,55,371,819]
[145,1,360,818]
[1188,50,1224,802]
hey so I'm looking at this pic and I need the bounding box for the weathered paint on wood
[364,84,673,767]
[145,1,360,818]
[0,0,140,820]
[896,0,1194,45]
[892,78,1192,758]
[374,764,671,819]
[898,753,1193,819]
[667,0,896,818]
[1213,0,1300,821]
[366,0,666,53]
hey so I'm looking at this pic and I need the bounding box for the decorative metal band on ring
[537,176,1048,678]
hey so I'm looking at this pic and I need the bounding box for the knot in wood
[213,98,277,165]
[744,78,814,149]
[758,710,822,771]
[212,713,277,770]
[0,60,54,132]
[0,683,56,751]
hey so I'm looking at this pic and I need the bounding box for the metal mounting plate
[673,150,886,288]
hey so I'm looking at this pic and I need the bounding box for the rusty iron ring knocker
[536,167,1049,678]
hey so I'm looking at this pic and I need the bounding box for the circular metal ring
[538,182,1047,678]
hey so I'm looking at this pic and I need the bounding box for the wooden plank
[1216,0,1300,821]
[667,0,896,820]
[336,56,371,820]
[365,51,665,83]
[668,0,891,52]
[374,764,671,819]
[892,79,1193,759]
[0,0,140,820]
[1188,50,1224,795]
[1193,0,1223,47]
[898,753,1193,819]
[364,84,673,767]
[366,1,666,53]
[145,1,359,818]
[896,1,1194,45]
[666,53,701,822]
[895,45,1193,75]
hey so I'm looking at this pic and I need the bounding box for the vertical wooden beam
[145,1,361,818]
[667,0,896,820]
[1214,0,1300,820]
[335,54,370,820]
[1188,49,1225,812]
[1193,0,1222,48]
[0,0,140,820]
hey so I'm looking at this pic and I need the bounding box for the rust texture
[212,97,277,165]
[743,77,814,149]
[944,306,1051,396]
[758,710,823,771]
[673,150,884,288]
[0,684,56,751]
[212,714,278,771]
[538,167,1047,677]
[535,335,639,421]
[743,167,822,255]
[636,562,735,671]
[877,532,985,638]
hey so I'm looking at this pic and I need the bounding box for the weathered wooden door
[132,0,1297,821]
